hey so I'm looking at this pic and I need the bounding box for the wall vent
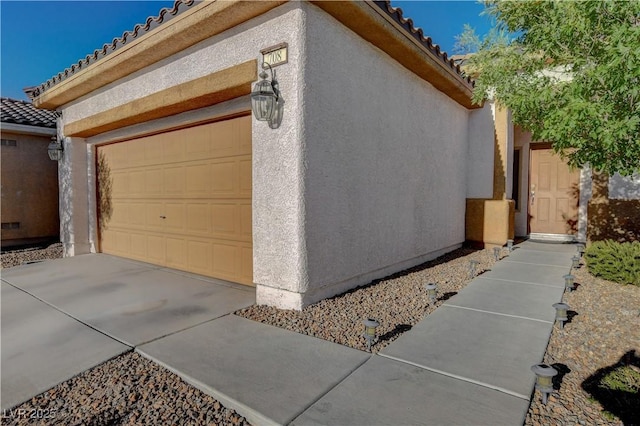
[1,222,21,230]
[1,139,17,147]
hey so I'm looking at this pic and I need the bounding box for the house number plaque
[261,43,288,67]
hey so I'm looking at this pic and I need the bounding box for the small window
[512,148,521,211]
[1,222,20,230]
[1,139,17,147]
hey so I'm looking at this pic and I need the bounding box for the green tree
[464,0,640,175]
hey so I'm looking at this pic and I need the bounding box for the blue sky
[0,1,493,102]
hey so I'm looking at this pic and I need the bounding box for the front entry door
[529,147,580,235]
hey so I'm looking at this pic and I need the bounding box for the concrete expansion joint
[441,304,554,324]
[477,276,564,289]
[377,353,530,401]
[287,354,372,425]
[2,280,134,348]
[133,313,236,348]
[502,260,571,269]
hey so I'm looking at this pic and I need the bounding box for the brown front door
[529,146,580,235]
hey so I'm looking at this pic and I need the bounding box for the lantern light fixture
[47,136,63,161]
[576,243,585,257]
[362,318,380,352]
[552,302,569,329]
[425,283,438,306]
[563,274,575,292]
[468,260,480,279]
[531,363,558,405]
[251,62,283,128]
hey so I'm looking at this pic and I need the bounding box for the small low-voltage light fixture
[576,243,585,257]
[468,259,480,279]
[552,302,569,329]
[563,274,575,292]
[425,283,438,306]
[493,247,501,261]
[531,364,558,405]
[362,318,379,351]
[507,239,514,252]
[571,255,580,269]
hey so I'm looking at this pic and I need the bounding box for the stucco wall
[467,104,495,199]
[1,130,59,245]
[277,4,471,305]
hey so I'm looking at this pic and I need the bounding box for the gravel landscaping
[524,259,640,426]
[1,242,63,269]
[237,246,498,353]
[2,352,251,426]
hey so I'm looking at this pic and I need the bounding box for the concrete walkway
[2,241,577,425]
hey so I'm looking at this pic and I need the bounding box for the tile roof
[30,0,197,99]
[1,98,57,128]
[32,0,472,100]
[374,1,474,87]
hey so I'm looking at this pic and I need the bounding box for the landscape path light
[425,283,437,306]
[576,243,585,257]
[493,247,501,261]
[563,274,575,292]
[363,318,379,352]
[468,260,480,279]
[552,302,569,329]
[507,239,514,252]
[571,255,580,269]
[531,363,558,405]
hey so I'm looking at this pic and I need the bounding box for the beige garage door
[97,115,252,286]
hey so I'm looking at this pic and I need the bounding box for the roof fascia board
[309,0,479,109]
[0,123,57,136]
[33,0,286,110]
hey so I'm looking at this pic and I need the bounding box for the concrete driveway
[1,254,254,410]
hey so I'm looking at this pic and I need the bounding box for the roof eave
[32,0,286,110]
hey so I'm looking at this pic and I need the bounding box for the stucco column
[58,135,91,256]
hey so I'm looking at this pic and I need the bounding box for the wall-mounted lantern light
[251,62,283,128]
[552,302,569,329]
[563,274,575,292]
[531,363,558,405]
[507,239,514,252]
[425,283,438,306]
[571,255,580,269]
[469,260,480,279]
[47,136,63,161]
[363,318,379,351]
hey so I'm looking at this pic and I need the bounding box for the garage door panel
[163,203,186,232]
[240,203,251,238]
[163,167,185,195]
[147,235,166,264]
[98,115,252,286]
[213,243,239,276]
[239,159,252,195]
[185,163,211,196]
[210,161,237,194]
[166,238,187,269]
[186,203,210,233]
[187,240,211,274]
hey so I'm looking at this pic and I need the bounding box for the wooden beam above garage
[64,60,257,138]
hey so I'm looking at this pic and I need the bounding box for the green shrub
[585,240,640,286]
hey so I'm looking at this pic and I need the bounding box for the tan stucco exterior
[1,130,59,246]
